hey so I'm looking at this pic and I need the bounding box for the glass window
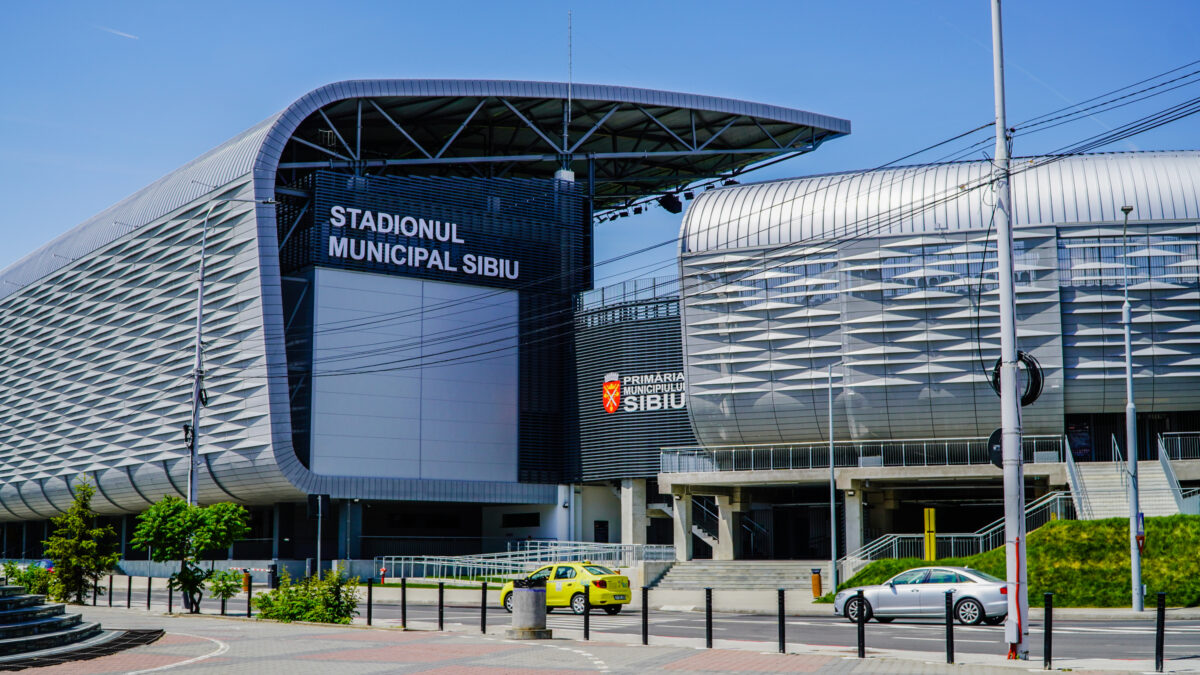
[964,568,1003,583]
[553,566,577,580]
[955,573,974,583]
[889,569,928,585]
[925,569,957,584]
[528,567,552,581]
[583,565,614,576]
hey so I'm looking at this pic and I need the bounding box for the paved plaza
[20,604,1184,674]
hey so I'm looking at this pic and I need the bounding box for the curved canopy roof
[681,151,1200,252]
[1,79,848,300]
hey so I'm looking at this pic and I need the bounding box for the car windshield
[583,565,614,576]
[965,568,1003,583]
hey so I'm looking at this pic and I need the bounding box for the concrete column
[844,488,864,555]
[714,495,739,561]
[672,493,693,562]
[620,479,647,546]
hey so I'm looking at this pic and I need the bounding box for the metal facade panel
[681,153,1200,445]
[682,152,1200,253]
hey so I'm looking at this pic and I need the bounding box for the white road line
[125,632,229,674]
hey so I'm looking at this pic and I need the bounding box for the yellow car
[500,562,632,615]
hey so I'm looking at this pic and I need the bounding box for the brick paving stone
[660,650,833,672]
[302,641,522,662]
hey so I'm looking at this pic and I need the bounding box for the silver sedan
[833,566,1008,625]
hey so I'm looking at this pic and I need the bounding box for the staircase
[651,560,832,591]
[1075,461,1179,519]
[0,584,103,657]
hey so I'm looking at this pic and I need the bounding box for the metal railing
[1111,434,1132,494]
[1064,435,1094,520]
[835,491,1075,582]
[1160,436,1200,515]
[692,496,768,553]
[374,541,675,581]
[576,276,679,311]
[1161,432,1200,460]
[661,435,1066,473]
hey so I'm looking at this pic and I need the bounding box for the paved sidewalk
[49,605,1183,674]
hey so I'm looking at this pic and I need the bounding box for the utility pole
[990,0,1029,659]
[828,362,840,590]
[1121,204,1142,612]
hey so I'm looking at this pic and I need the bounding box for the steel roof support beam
[752,119,785,149]
[636,105,696,151]
[278,145,810,171]
[368,98,433,158]
[499,98,564,154]
[569,104,621,153]
[317,108,358,161]
[290,136,352,162]
[698,115,741,151]
[436,98,488,159]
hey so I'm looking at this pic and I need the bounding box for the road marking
[125,633,229,674]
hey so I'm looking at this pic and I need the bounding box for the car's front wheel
[503,593,513,613]
[570,593,588,615]
[845,597,873,623]
[955,598,985,625]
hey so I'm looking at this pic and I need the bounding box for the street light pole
[990,0,1029,659]
[1121,204,1142,612]
[187,197,273,506]
[828,361,842,590]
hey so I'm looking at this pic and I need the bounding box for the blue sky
[1,1,1197,280]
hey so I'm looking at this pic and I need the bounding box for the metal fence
[836,491,1076,581]
[662,435,1066,473]
[374,541,675,581]
[1161,432,1200,460]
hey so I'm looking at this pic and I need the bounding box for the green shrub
[207,569,244,604]
[836,515,1200,607]
[3,562,51,596]
[253,567,359,624]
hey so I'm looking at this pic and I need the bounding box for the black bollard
[641,587,649,646]
[367,578,374,626]
[401,577,407,629]
[480,581,487,634]
[583,582,591,641]
[944,590,954,664]
[108,575,113,607]
[246,581,251,618]
[168,586,173,614]
[221,597,226,616]
[126,576,132,609]
[438,582,444,631]
[705,587,713,649]
[1156,592,1166,672]
[1044,592,1053,670]
[146,577,151,610]
[93,583,98,606]
[778,588,786,654]
[856,589,866,658]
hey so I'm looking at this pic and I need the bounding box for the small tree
[130,496,249,613]
[43,478,119,603]
[207,568,243,611]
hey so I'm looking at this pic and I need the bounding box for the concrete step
[0,614,82,641]
[0,604,65,625]
[0,621,102,657]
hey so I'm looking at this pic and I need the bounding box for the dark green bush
[834,515,1200,607]
[253,568,359,623]
[2,562,51,596]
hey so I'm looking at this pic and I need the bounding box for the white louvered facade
[679,152,1200,446]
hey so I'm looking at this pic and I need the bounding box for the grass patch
[836,515,1200,607]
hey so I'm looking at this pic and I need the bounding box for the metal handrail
[1112,433,1131,493]
[835,491,1075,582]
[1064,435,1094,520]
[374,541,675,581]
[1161,432,1200,460]
[661,434,1066,473]
[1161,435,1200,515]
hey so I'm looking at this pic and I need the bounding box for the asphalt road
[99,585,1200,665]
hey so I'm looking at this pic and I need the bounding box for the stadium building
[652,151,1200,570]
[0,80,849,566]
